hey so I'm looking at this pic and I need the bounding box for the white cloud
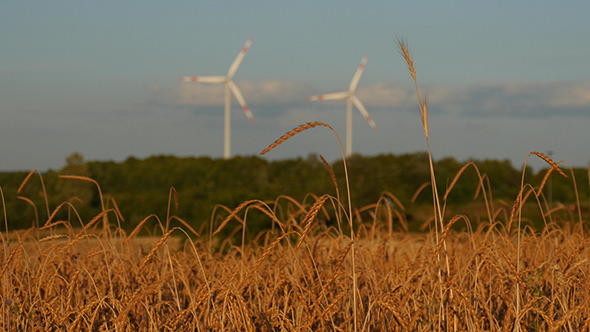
[147,79,590,120]
[162,80,313,107]
[356,83,415,108]
[396,81,590,118]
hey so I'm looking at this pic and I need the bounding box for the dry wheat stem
[411,182,431,203]
[260,120,358,330]
[212,199,258,237]
[16,170,36,194]
[1,186,7,237]
[126,214,160,243]
[398,38,451,326]
[43,201,74,228]
[59,175,105,210]
[444,162,476,201]
[0,243,21,279]
[245,231,296,283]
[138,227,178,273]
[59,175,110,235]
[17,170,50,217]
[171,187,179,211]
[168,216,200,237]
[260,121,334,155]
[443,162,493,223]
[397,38,416,82]
[320,154,339,194]
[296,194,330,249]
[433,215,465,263]
[107,196,125,222]
[165,187,179,232]
[531,152,567,178]
[561,160,584,225]
[474,173,487,200]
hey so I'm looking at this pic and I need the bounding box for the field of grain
[2,193,589,331]
[2,40,589,331]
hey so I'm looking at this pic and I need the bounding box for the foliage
[0,152,587,234]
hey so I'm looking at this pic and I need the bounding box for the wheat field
[1,185,589,331]
[2,40,589,331]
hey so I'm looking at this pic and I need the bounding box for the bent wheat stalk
[260,121,360,331]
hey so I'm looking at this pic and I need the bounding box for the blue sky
[1,1,589,172]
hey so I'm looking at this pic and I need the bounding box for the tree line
[1,152,587,233]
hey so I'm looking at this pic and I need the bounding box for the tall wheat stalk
[261,121,360,332]
[398,39,451,327]
[17,170,50,221]
[1,186,7,239]
[59,175,109,235]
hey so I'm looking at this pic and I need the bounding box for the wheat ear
[0,244,21,279]
[138,227,178,273]
[320,155,339,193]
[296,195,330,249]
[212,199,258,237]
[260,122,333,155]
[531,151,567,178]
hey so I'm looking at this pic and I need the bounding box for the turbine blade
[351,95,377,130]
[227,36,254,78]
[228,81,254,123]
[307,91,348,102]
[179,76,226,83]
[349,54,369,93]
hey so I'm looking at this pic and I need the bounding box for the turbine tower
[179,37,255,159]
[307,54,377,156]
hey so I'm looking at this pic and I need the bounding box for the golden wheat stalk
[126,214,160,243]
[531,151,567,178]
[243,204,285,231]
[107,196,125,222]
[171,186,179,211]
[57,209,112,254]
[17,170,37,193]
[260,122,333,155]
[320,154,339,193]
[260,119,360,330]
[59,175,106,210]
[168,216,200,237]
[0,244,21,279]
[398,39,428,138]
[411,182,431,203]
[16,169,51,219]
[537,167,557,197]
[507,193,520,233]
[245,231,296,280]
[116,277,166,324]
[212,199,258,237]
[397,38,416,81]
[421,99,429,140]
[474,173,488,200]
[317,240,353,299]
[444,162,476,201]
[138,227,178,272]
[296,194,330,249]
[433,215,464,263]
[43,202,70,227]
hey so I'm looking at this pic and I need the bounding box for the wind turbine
[307,54,377,156]
[179,37,255,159]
